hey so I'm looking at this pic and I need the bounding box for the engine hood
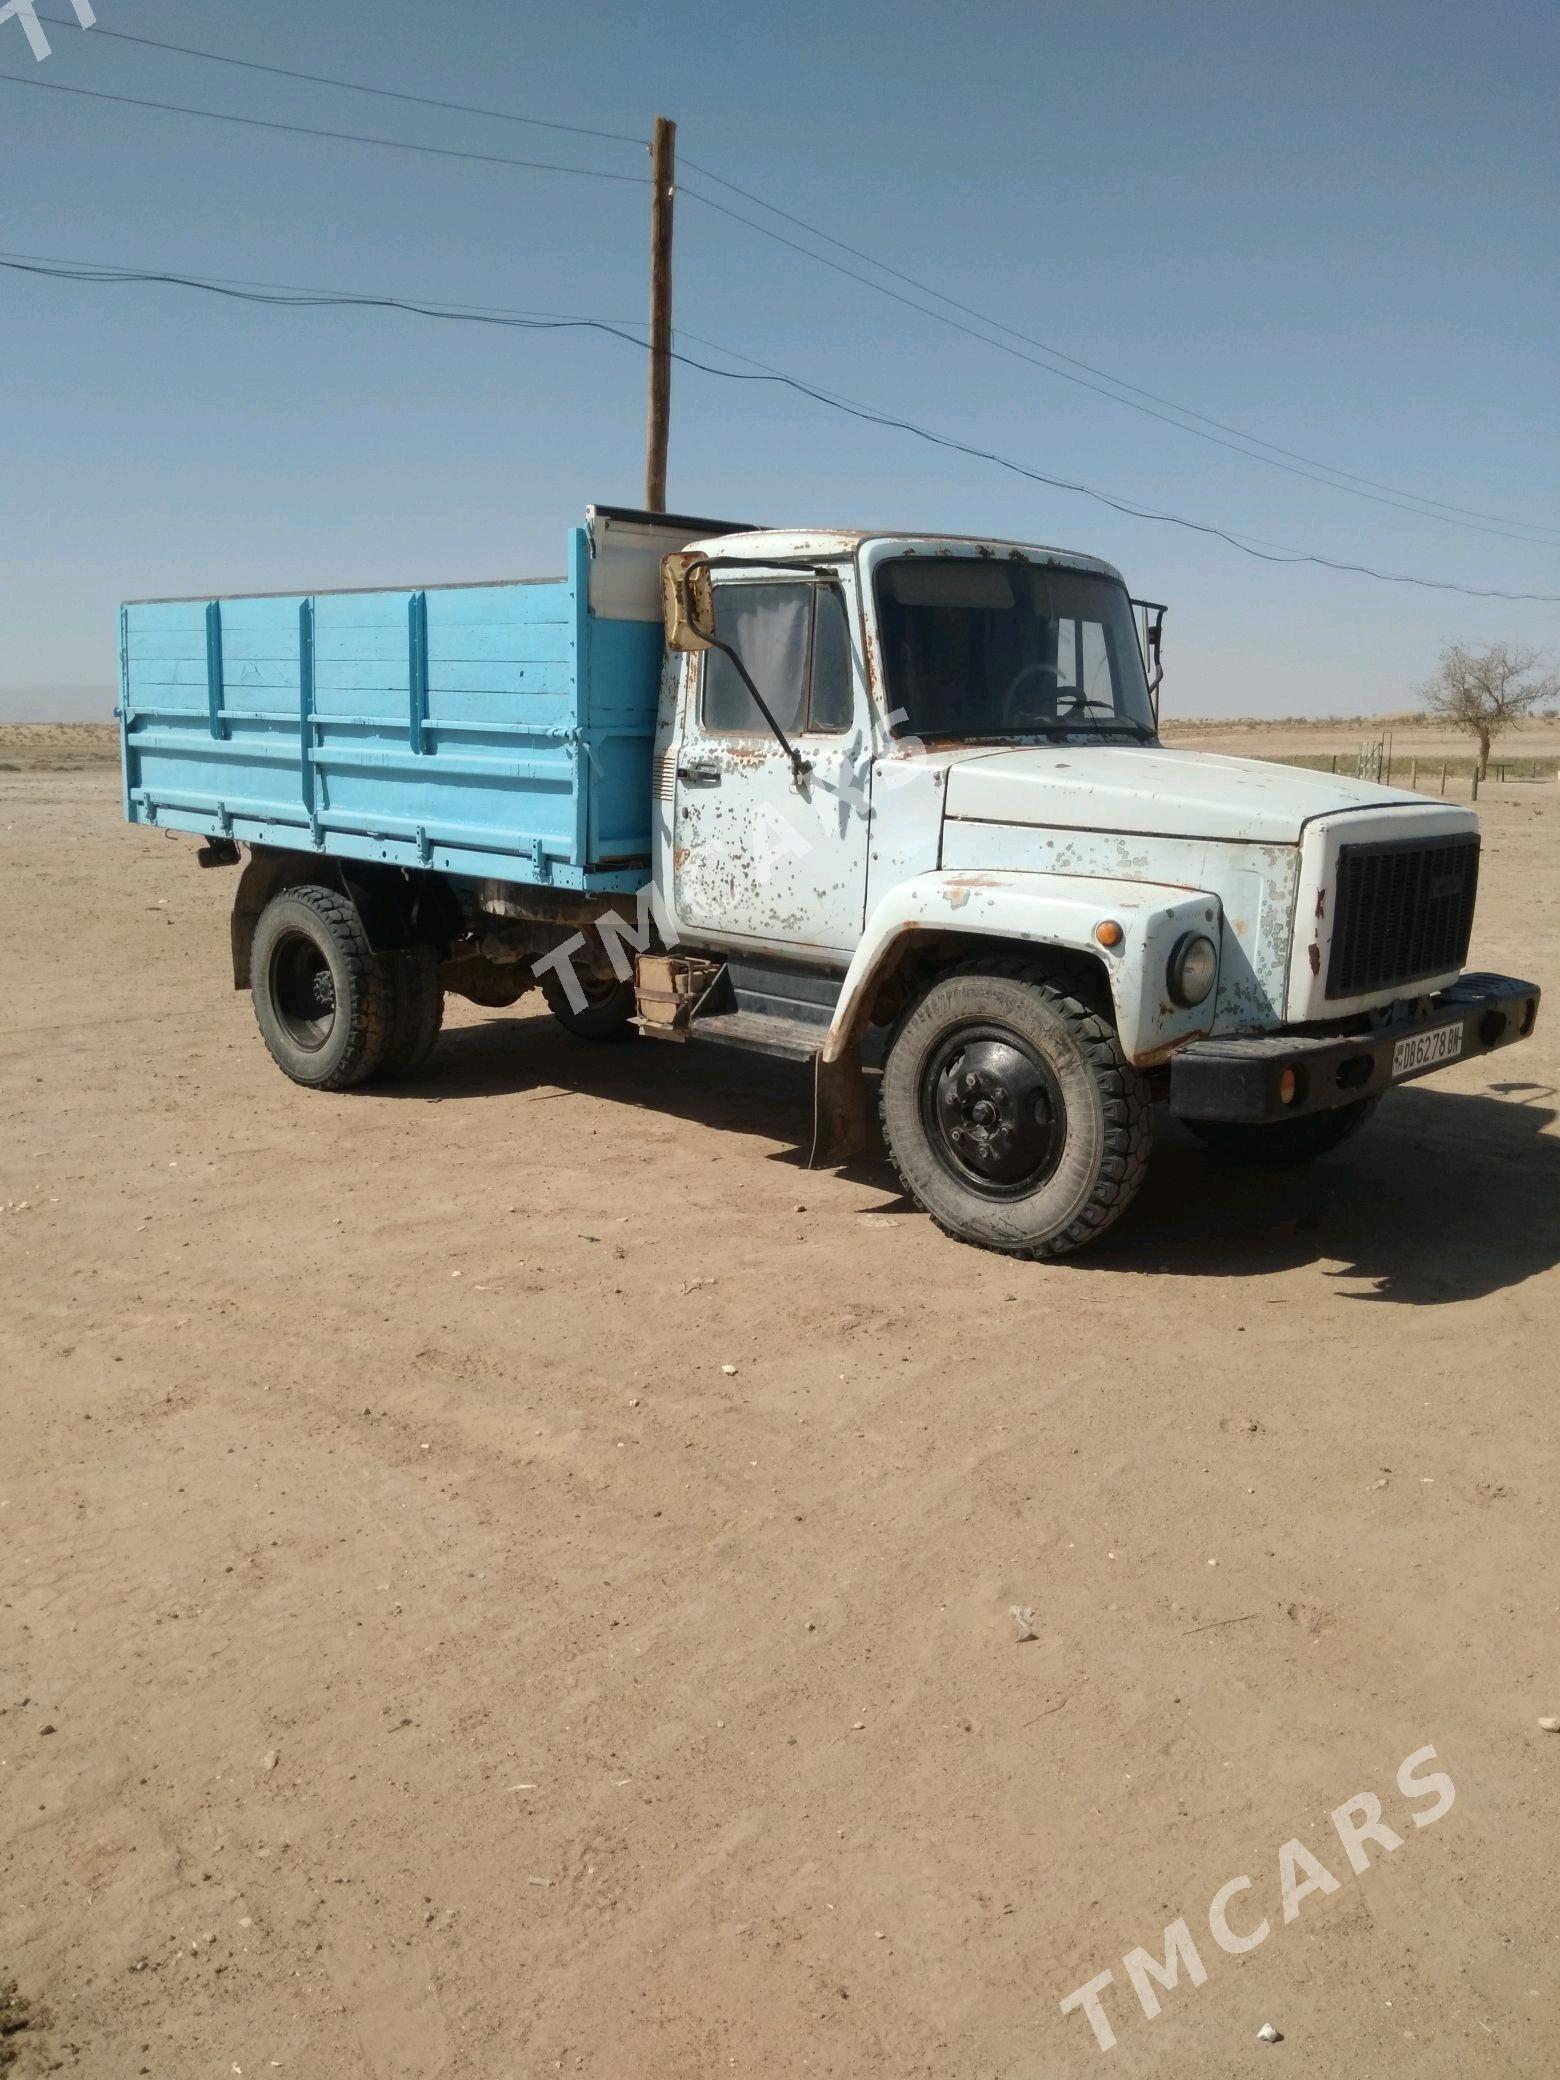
[941,743,1424,846]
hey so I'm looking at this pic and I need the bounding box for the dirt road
[3,770,1557,2078]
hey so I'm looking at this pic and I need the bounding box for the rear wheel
[376,945,445,1080]
[540,964,636,1040]
[250,885,393,1090]
[879,961,1151,1258]
[1186,1096,1379,1165]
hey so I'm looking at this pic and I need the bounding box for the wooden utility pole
[644,115,676,513]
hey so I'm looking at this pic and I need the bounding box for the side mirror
[661,553,716,652]
[1131,598,1167,723]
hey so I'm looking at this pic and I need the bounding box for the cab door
[669,572,872,956]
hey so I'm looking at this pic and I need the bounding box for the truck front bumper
[1168,972,1541,1125]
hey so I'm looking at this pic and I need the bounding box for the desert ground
[1161,715,1560,785]
[0,726,122,774]
[2,728,1558,2078]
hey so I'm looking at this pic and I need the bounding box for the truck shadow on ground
[1105,1083,1559,1304]
[392,1017,1558,1307]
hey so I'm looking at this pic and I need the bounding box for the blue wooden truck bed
[119,506,724,893]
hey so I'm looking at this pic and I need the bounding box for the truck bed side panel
[121,526,660,893]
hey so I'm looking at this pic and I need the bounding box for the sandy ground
[1161,715,1560,754]
[2,765,1558,2080]
[1159,717,1560,782]
[0,727,120,774]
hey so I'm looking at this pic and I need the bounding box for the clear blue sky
[3,0,1556,717]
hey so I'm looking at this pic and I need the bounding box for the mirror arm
[707,638,812,782]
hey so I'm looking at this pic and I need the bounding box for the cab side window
[701,581,854,736]
[808,584,854,732]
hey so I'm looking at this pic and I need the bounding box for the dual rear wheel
[250,885,443,1090]
[250,885,632,1091]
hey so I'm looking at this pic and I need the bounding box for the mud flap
[808,1050,868,1169]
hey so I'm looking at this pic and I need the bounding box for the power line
[25,7,1556,547]
[28,11,645,148]
[677,182,1560,553]
[6,252,1557,606]
[677,154,1560,543]
[0,74,648,184]
[0,242,859,388]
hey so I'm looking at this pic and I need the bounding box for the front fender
[824,870,1224,1067]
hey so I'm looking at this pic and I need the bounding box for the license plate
[1391,1022,1463,1078]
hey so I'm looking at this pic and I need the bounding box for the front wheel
[1185,1096,1380,1166]
[879,963,1151,1258]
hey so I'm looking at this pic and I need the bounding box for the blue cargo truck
[123,504,1538,1258]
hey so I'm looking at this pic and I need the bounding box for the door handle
[677,759,721,787]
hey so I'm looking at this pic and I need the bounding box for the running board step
[685,1008,821,1063]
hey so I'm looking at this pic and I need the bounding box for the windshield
[872,556,1156,742]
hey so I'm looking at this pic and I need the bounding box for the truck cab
[642,526,1537,1254]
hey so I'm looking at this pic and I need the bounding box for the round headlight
[1168,932,1217,1008]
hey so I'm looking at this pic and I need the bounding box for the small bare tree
[1418,641,1558,777]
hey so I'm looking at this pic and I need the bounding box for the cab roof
[688,528,1125,584]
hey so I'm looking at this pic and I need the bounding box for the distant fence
[1273,748,1560,793]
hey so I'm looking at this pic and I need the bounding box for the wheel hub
[925,1030,1065,1197]
[271,931,338,1051]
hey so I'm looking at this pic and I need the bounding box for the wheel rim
[269,930,338,1051]
[919,1023,1067,1199]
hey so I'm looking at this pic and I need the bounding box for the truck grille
[1326,833,1479,999]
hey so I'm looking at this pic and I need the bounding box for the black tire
[879,961,1151,1258]
[540,965,636,1039]
[250,884,394,1091]
[1186,1096,1380,1166]
[376,945,445,1080]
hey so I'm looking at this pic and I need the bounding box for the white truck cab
[639,526,1538,1256]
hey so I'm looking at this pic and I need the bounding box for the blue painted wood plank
[423,582,570,625]
[308,660,567,697]
[121,601,209,632]
[215,597,305,636]
[126,631,210,662]
[427,624,575,662]
[129,658,299,690]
